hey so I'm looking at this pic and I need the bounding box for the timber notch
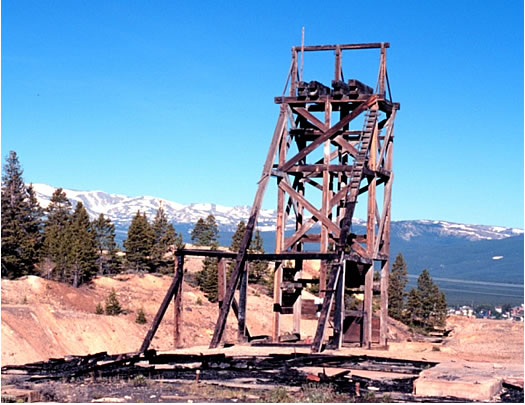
[141,42,399,354]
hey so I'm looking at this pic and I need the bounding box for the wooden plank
[293,259,303,336]
[293,107,328,132]
[292,42,390,52]
[285,164,354,173]
[334,46,342,81]
[139,255,184,354]
[280,95,378,172]
[279,180,340,237]
[209,107,287,349]
[272,262,283,342]
[283,217,317,251]
[332,136,359,157]
[363,264,374,348]
[332,260,346,349]
[238,265,248,342]
[174,256,183,349]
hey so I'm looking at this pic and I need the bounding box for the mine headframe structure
[139,42,399,355]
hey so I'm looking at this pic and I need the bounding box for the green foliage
[92,214,119,275]
[41,188,73,281]
[405,269,447,330]
[67,202,98,287]
[124,211,154,272]
[95,303,104,315]
[105,288,122,315]
[249,230,269,284]
[151,204,182,273]
[135,307,147,324]
[197,256,219,302]
[191,214,219,246]
[1,151,44,279]
[388,253,408,321]
[193,215,220,301]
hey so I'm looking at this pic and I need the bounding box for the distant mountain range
[33,184,524,305]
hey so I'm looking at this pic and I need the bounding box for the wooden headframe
[139,42,399,354]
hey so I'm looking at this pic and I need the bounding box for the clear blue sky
[2,1,523,228]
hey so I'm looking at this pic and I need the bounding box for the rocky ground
[1,262,523,402]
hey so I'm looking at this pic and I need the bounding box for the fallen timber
[5,351,519,402]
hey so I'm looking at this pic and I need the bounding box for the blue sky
[2,1,523,228]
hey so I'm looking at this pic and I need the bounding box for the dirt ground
[1,270,523,368]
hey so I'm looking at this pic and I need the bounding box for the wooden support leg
[379,259,389,348]
[238,263,248,342]
[174,257,183,349]
[139,254,184,354]
[332,260,346,349]
[363,264,374,348]
[292,259,302,337]
[272,262,283,342]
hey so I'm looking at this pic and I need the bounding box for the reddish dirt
[1,269,523,370]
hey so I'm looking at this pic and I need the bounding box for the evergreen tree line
[388,253,448,331]
[1,151,182,286]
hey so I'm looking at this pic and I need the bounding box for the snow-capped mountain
[32,184,523,241]
[32,184,277,232]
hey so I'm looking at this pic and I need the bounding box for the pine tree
[191,214,219,246]
[405,288,422,326]
[249,230,268,284]
[193,215,219,301]
[41,188,72,281]
[388,253,408,321]
[67,202,98,287]
[405,269,447,331]
[124,211,154,272]
[92,214,119,275]
[1,152,43,278]
[151,204,179,273]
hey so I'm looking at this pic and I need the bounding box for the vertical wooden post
[332,260,346,349]
[290,48,298,96]
[173,255,184,349]
[334,46,342,81]
[293,259,302,336]
[218,259,226,308]
[238,263,248,342]
[320,100,332,298]
[379,45,386,96]
[363,264,374,348]
[380,141,393,347]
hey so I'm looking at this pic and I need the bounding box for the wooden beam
[217,259,227,306]
[139,255,184,354]
[281,96,378,172]
[173,256,183,349]
[332,136,359,157]
[293,107,328,132]
[332,260,346,349]
[209,107,287,349]
[279,181,340,237]
[238,264,248,342]
[283,217,318,251]
[293,42,390,52]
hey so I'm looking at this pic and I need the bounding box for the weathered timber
[139,255,184,354]
[209,107,287,349]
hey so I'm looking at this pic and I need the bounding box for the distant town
[448,303,524,321]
